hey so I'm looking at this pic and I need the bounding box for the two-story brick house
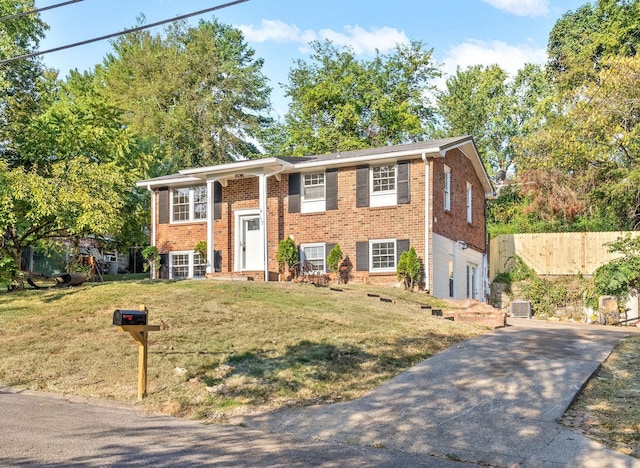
[136,135,494,300]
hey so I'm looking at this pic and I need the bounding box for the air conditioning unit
[511,301,532,318]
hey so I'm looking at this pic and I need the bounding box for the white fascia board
[179,157,293,177]
[135,175,202,188]
[291,146,445,170]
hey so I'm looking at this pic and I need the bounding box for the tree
[592,234,640,306]
[516,55,640,231]
[0,157,128,287]
[547,0,640,91]
[0,0,48,168]
[100,19,271,170]
[436,64,551,176]
[263,40,440,156]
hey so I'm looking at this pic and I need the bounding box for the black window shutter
[288,173,301,213]
[158,187,169,224]
[356,165,369,208]
[397,161,410,204]
[325,243,336,271]
[397,239,410,256]
[326,169,338,210]
[213,181,222,220]
[356,241,369,271]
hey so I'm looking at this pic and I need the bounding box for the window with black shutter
[356,166,370,208]
[326,169,338,210]
[288,173,301,213]
[158,187,169,224]
[397,161,410,204]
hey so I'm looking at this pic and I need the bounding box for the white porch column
[259,173,269,281]
[206,179,215,275]
[147,186,157,280]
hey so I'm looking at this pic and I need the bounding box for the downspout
[421,152,430,293]
[146,185,157,280]
[206,179,216,276]
[260,165,286,282]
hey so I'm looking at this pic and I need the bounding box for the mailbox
[113,309,147,326]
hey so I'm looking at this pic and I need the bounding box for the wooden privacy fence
[489,231,640,280]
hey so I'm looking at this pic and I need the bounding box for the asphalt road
[0,386,468,467]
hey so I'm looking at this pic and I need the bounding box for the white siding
[432,233,486,301]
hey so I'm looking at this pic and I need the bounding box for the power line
[0,0,250,66]
[0,0,85,23]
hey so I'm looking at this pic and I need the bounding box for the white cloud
[318,25,409,55]
[481,0,549,16]
[442,39,546,80]
[237,19,408,55]
[237,19,315,43]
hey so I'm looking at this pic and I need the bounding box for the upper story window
[301,172,325,213]
[172,186,207,223]
[370,164,397,207]
[466,182,473,223]
[444,165,451,212]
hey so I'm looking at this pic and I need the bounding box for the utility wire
[0,0,249,65]
[0,0,85,23]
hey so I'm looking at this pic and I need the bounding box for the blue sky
[34,0,586,116]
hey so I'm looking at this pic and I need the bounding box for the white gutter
[260,165,287,282]
[206,178,216,276]
[421,152,430,293]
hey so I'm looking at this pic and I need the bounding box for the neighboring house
[136,136,495,300]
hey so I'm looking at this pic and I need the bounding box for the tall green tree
[263,40,440,156]
[437,64,550,176]
[101,19,271,170]
[1,68,141,285]
[547,0,640,90]
[0,0,48,168]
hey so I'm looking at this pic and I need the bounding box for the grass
[562,334,640,458]
[0,279,485,421]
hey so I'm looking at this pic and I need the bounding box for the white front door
[467,263,478,299]
[240,214,263,270]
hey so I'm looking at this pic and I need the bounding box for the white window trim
[301,172,326,213]
[171,185,208,223]
[466,182,473,223]
[444,165,451,212]
[369,238,397,273]
[370,164,397,207]
[300,243,326,274]
[169,251,207,279]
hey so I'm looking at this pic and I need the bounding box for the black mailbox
[113,309,147,326]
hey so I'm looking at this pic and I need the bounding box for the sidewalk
[240,319,640,467]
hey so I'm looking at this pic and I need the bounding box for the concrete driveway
[2,319,639,467]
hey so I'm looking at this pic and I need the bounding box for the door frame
[234,209,263,272]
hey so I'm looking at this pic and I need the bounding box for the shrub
[397,247,421,291]
[276,237,298,277]
[327,244,343,273]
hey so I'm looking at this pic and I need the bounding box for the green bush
[327,244,343,273]
[397,247,421,291]
[276,237,298,276]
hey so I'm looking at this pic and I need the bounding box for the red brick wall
[153,149,487,283]
[431,148,487,253]
[280,159,426,283]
